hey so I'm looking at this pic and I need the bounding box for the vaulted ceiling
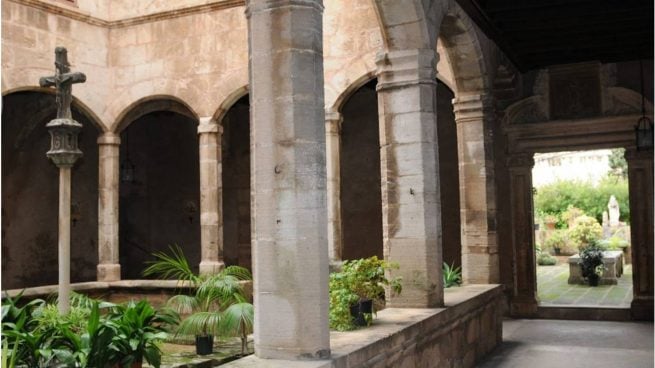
[457,0,654,72]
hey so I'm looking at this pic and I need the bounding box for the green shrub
[534,178,629,226]
[543,230,568,254]
[599,236,630,250]
[568,215,603,250]
[537,252,557,266]
[328,256,402,331]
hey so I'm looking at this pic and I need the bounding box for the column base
[97,263,121,282]
[199,260,225,275]
[631,297,654,321]
[510,295,538,317]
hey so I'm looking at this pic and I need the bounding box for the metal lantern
[635,116,654,151]
[46,118,83,167]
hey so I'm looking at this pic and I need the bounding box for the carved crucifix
[39,47,86,120]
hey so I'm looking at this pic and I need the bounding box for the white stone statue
[608,195,620,226]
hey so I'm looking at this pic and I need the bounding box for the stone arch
[212,84,249,124]
[372,0,489,94]
[113,95,199,133]
[2,90,100,289]
[371,0,448,51]
[438,3,490,94]
[2,86,106,132]
[209,68,250,123]
[329,71,376,114]
[116,95,201,279]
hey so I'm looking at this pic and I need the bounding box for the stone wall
[223,285,504,368]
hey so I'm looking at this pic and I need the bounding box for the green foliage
[608,148,627,179]
[442,262,462,288]
[537,252,557,266]
[1,294,174,368]
[534,178,630,226]
[568,215,603,250]
[107,300,179,368]
[598,235,630,250]
[579,243,605,285]
[328,257,402,331]
[143,245,253,350]
[543,230,568,254]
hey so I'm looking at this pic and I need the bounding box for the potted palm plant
[143,245,253,356]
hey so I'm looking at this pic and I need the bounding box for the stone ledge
[223,284,504,368]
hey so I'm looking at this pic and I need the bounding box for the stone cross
[39,47,86,120]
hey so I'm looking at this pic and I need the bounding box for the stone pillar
[58,166,72,314]
[625,148,654,320]
[325,111,343,263]
[97,133,121,281]
[507,153,538,317]
[247,0,330,360]
[376,49,443,308]
[198,118,225,274]
[453,94,499,284]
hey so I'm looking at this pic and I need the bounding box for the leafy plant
[143,245,253,354]
[561,205,585,227]
[328,256,402,331]
[579,242,605,285]
[442,262,462,288]
[568,215,603,250]
[106,300,178,368]
[537,252,557,266]
[543,230,568,254]
[599,236,629,250]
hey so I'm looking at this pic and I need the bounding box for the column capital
[375,49,438,91]
[624,147,653,163]
[325,110,342,135]
[506,153,534,169]
[245,0,324,18]
[453,93,495,123]
[97,132,120,145]
[198,117,223,135]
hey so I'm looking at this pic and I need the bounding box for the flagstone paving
[537,259,632,307]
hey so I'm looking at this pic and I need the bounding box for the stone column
[625,148,654,320]
[376,49,443,308]
[97,133,121,281]
[58,166,72,314]
[507,153,538,317]
[247,0,330,360]
[453,94,499,284]
[198,118,225,274]
[325,111,343,263]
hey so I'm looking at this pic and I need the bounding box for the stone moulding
[10,0,245,29]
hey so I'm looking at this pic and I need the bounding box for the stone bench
[568,250,623,285]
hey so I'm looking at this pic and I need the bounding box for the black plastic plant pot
[359,299,373,314]
[196,335,214,355]
[350,299,373,326]
[588,274,600,287]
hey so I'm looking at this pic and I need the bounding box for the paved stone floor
[537,261,633,307]
[477,319,654,368]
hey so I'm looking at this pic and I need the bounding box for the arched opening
[340,79,383,260]
[436,81,461,269]
[221,95,251,269]
[1,91,100,289]
[118,106,200,279]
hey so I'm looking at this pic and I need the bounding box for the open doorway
[532,148,632,308]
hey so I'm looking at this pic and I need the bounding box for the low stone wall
[223,284,503,368]
[3,280,253,307]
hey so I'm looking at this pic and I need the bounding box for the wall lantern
[635,60,653,151]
